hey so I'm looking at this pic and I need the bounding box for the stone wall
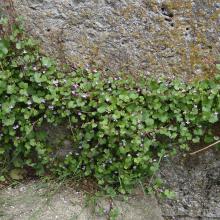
[2,0,220,219]
[12,0,220,81]
[158,150,220,219]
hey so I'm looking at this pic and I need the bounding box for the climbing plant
[0,17,220,193]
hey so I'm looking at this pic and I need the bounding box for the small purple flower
[13,125,19,130]
[72,83,79,89]
[81,93,88,98]
[48,105,54,110]
[52,80,59,86]
[71,91,76,96]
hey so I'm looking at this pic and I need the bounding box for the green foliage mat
[0,17,220,194]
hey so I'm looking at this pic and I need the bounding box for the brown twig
[189,140,220,156]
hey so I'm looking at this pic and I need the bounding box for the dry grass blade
[190,140,220,156]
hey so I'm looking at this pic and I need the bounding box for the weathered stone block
[13,0,220,81]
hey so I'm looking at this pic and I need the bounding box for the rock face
[159,149,220,219]
[12,0,220,81]
[1,1,220,219]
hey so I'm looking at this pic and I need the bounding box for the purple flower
[52,80,59,86]
[13,125,19,130]
[71,91,76,96]
[81,93,88,98]
[72,83,79,89]
[48,105,54,110]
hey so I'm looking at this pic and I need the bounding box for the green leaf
[0,176,6,182]
[98,105,107,113]
[16,42,22,49]
[0,148,5,154]
[32,96,42,104]
[159,115,168,123]
[7,85,16,94]
[163,189,175,199]
[34,73,42,83]
[3,116,15,126]
[0,40,8,57]
[0,17,8,25]
[145,118,154,126]
[209,114,218,123]
[68,101,75,108]
[41,57,52,68]
[129,93,138,99]
[0,81,7,94]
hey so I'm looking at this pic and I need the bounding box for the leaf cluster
[1,17,220,193]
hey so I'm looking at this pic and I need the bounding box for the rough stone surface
[12,0,220,81]
[158,149,220,220]
[42,123,74,158]
[0,181,164,220]
[1,1,220,220]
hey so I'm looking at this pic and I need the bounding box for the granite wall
[1,0,220,219]
[12,0,220,81]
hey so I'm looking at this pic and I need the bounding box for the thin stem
[190,139,220,156]
[68,116,75,136]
